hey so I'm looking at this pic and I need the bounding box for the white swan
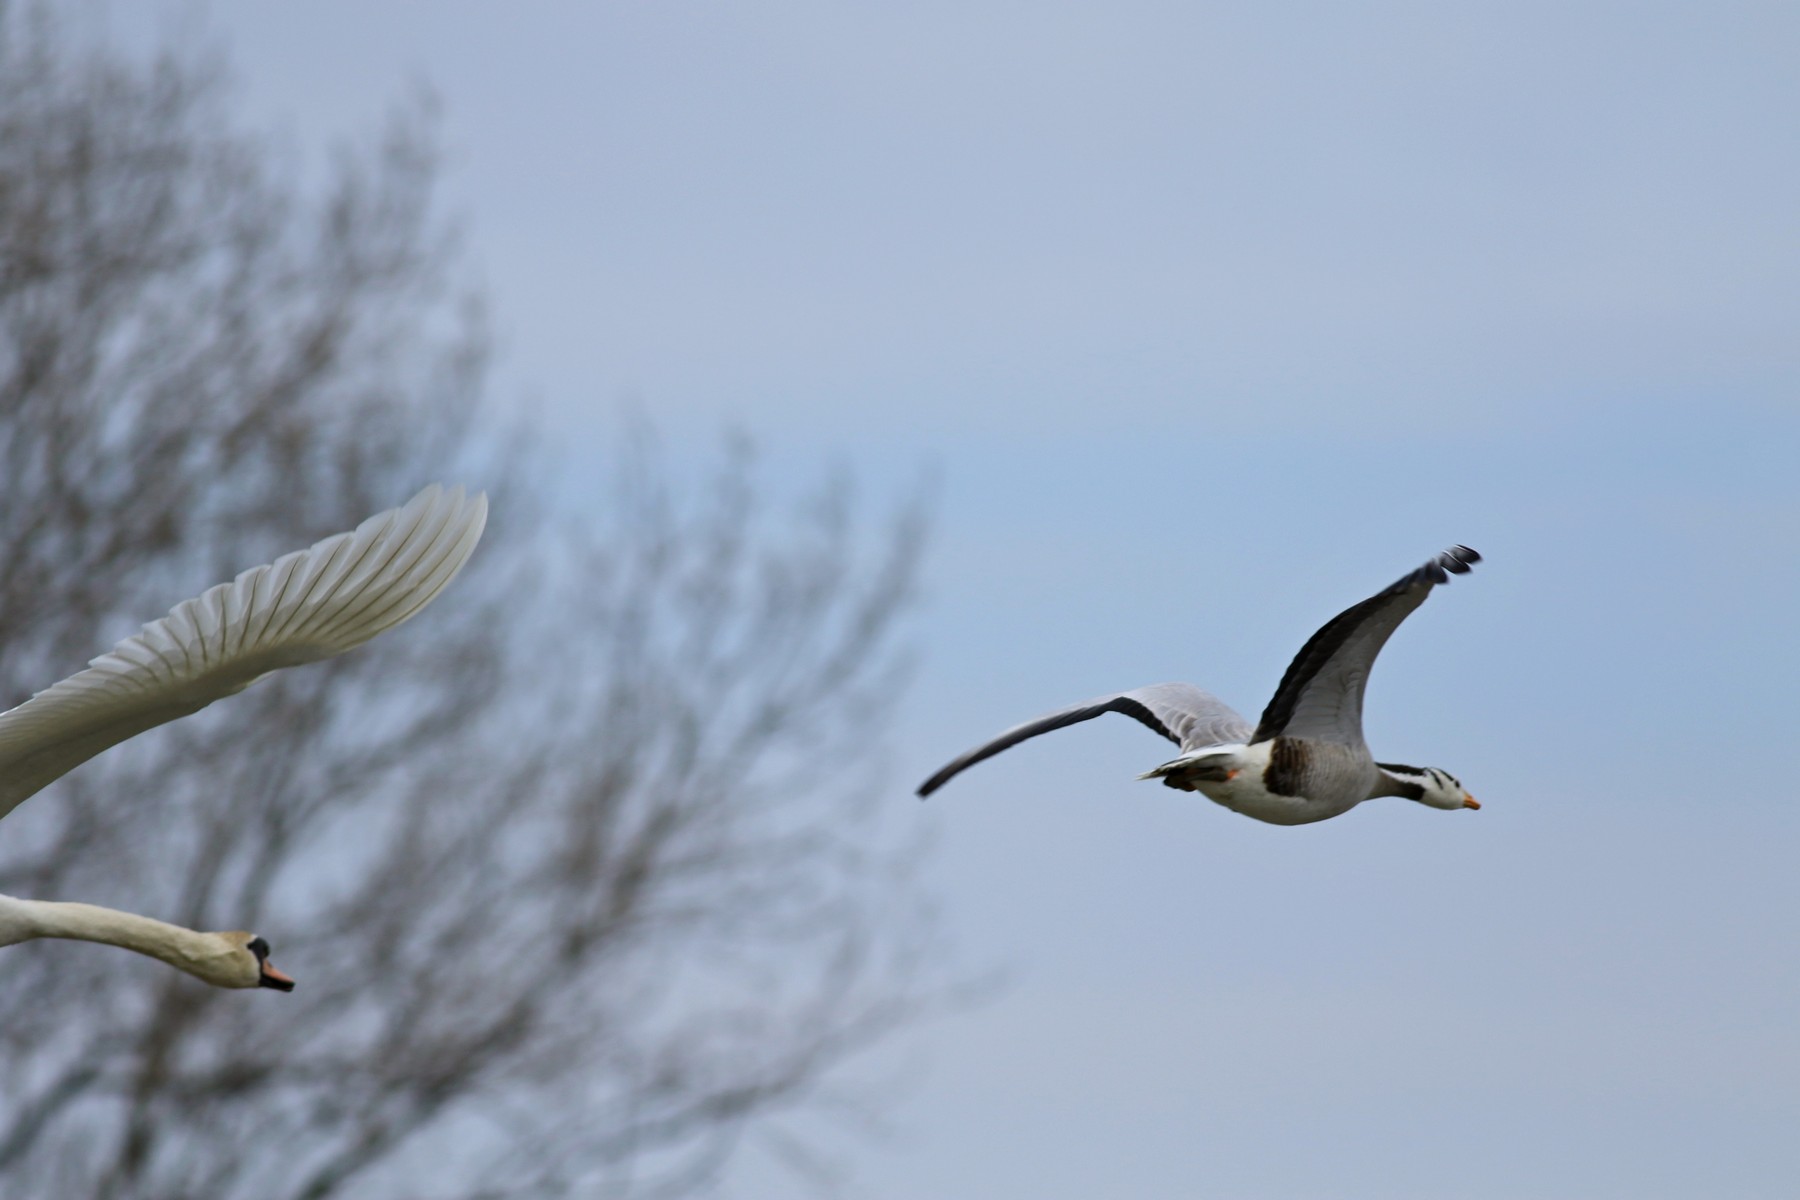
[0,484,487,990]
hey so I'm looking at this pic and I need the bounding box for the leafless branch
[0,7,943,1197]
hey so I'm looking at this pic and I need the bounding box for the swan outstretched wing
[1250,545,1479,748]
[0,484,488,822]
[917,682,1252,797]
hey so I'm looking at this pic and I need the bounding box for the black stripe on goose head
[1374,761,1427,800]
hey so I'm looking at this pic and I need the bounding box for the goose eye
[247,936,270,960]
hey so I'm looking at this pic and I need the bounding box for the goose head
[193,931,296,991]
[1374,763,1480,812]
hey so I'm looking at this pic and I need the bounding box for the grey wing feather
[0,484,489,823]
[1251,545,1479,747]
[917,682,1252,797]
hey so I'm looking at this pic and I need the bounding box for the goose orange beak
[1462,795,1481,810]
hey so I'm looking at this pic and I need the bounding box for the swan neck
[0,894,226,977]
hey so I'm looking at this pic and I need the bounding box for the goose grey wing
[917,682,1252,797]
[1251,545,1479,748]
[0,484,488,823]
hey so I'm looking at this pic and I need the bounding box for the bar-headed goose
[0,485,487,988]
[918,545,1482,825]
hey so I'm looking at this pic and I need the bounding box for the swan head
[194,931,296,991]
[1375,763,1480,812]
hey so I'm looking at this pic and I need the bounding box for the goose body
[918,546,1482,825]
[0,484,488,986]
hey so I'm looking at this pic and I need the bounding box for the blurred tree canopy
[0,6,937,1197]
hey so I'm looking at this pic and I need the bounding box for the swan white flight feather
[0,483,486,823]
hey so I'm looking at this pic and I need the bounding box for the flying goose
[918,545,1482,825]
[0,484,488,988]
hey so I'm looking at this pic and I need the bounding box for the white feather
[0,485,488,822]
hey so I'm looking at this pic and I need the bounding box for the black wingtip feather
[1404,545,1480,590]
[1249,544,1482,743]
[1440,545,1480,573]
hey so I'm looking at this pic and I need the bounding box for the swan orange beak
[258,960,296,992]
[1462,794,1481,810]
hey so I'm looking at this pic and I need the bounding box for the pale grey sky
[126,3,1800,1196]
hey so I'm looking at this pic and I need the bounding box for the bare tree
[0,8,936,1197]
